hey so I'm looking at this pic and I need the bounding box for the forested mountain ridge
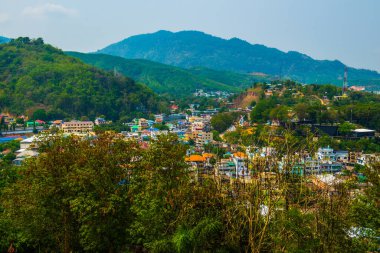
[0,37,162,120]
[67,52,268,96]
[98,30,380,89]
[0,36,10,44]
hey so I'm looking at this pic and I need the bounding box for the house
[131,125,139,133]
[35,120,45,125]
[232,152,250,178]
[349,86,365,92]
[13,136,39,166]
[318,146,336,162]
[138,118,149,130]
[19,136,38,150]
[335,151,349,163]
[170,104,179,112]
[356,154,380,166]
[185,154,206,168]
[95,118,106,125]
[154,114,164,123]
[191,121,205,132]
[52,120,63,126]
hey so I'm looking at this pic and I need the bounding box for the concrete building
[318,146,336,162]
[61,121,94,134]
[195,132,213,146]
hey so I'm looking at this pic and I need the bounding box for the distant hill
[0,36,10,44]
[0,38,161,120]
[67,52,268,96]
[98,30,380,90]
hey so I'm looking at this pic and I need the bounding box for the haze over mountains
[98,30,380,89]
[0,36,10,44]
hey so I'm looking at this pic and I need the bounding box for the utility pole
[343,67,348,95]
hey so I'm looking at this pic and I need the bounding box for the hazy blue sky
[1,0,379,71]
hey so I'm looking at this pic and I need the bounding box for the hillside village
[0,20,380,250]
[2,81,379,197]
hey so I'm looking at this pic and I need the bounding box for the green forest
[97,30,380,90]
[0,133,378,252]
[0,38,165,121]
[67,52,259,96]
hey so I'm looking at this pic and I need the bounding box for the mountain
[67,52,268,96]
[0,36,10,44]
[0,37,161,121]
[98,30,380,90]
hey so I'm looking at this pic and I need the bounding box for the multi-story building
[191,121,205,132]
[195,131,213,146]
[61,121,94,134]
[138,118,149,130]
[318,146,336,162]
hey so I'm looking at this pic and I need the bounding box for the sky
[1,0,379,72]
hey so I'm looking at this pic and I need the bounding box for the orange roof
[202,153,213,158]
[233,152,247,159]
[185,155,206,162]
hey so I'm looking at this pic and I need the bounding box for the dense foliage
[0,37,164,121]
[211,112,244,133]
[67,52,248,96]
[0,140,19,166]
[249,82,380,131]
[0,133,378,252]
[97,30,380,89]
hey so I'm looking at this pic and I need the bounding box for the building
[318,146,336,162]
[335,151,349,163]
[19,136,38,150]
[13,136,39,166]
[356,154,380,166]
[352,129,375,138]
[232,152,250,178]
[191,121,205,132]
[95,118,106,125]
[349,86,365,92]
[61,121,94,134]
[195,132,213,146]
[138,118,149,130]
[154,114,164,123]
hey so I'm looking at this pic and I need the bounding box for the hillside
[98,30,380,89]
[0,38,161,120]
[0,36,10,44]
[66,52,267,96]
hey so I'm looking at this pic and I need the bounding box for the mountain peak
[97,30,380,88]
[0,36,11,44]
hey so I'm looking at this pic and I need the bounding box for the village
[1,87,379,196]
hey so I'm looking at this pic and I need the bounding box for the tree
[1,133,141,252]
[349,163,380,251]
[31,109,47,121]
[338,122,356,136]
[128,134,189,249]
[211,112,242,133]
